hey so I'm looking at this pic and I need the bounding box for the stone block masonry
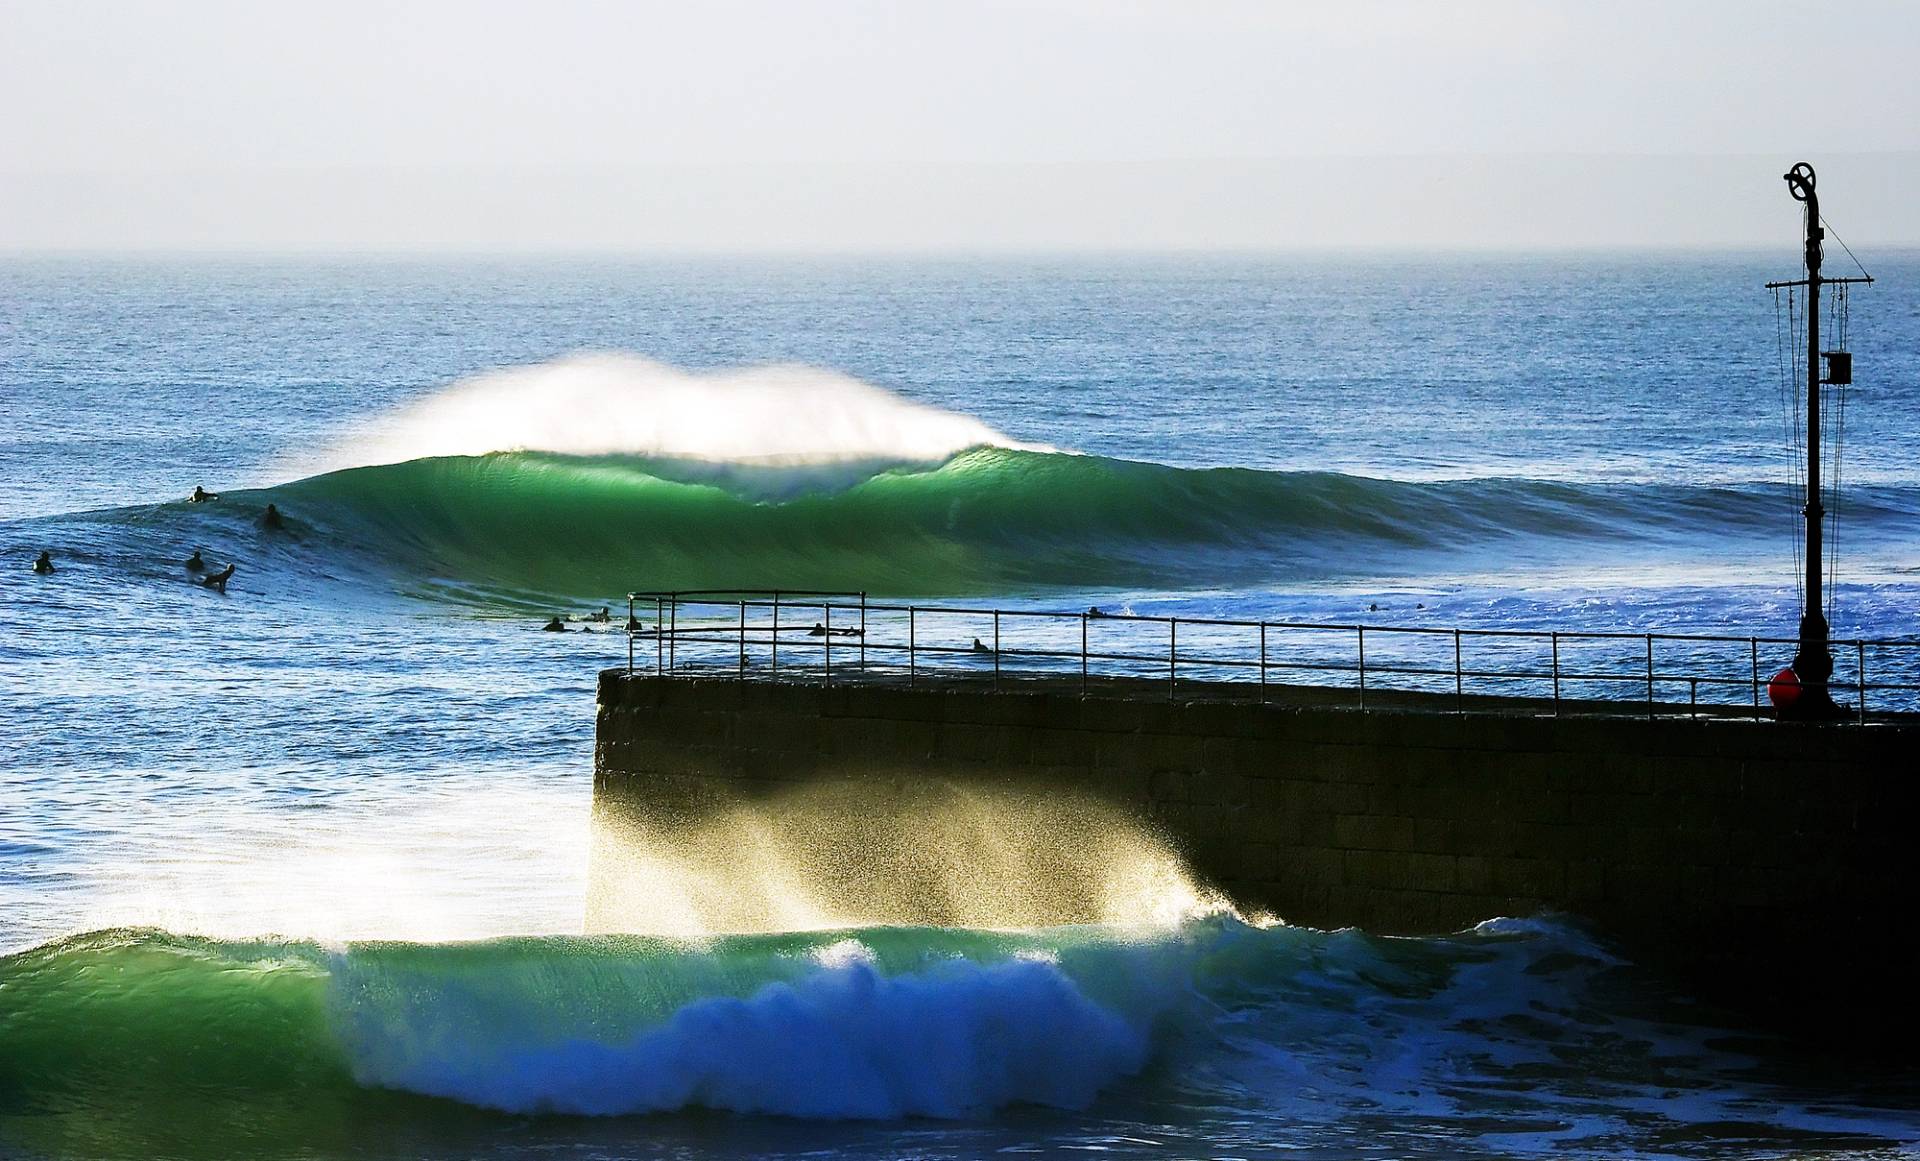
[594,670,1920,1043]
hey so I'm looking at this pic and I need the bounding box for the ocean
[3,253,1918,1159]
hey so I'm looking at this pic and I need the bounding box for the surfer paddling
[261,503,285,530]
[199,562,236,592]
[543,616,568,632]
[185,549,206,571]
[187,485,219,503]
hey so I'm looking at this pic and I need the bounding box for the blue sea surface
[3,253,1918,1159]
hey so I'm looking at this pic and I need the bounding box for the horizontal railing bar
[630,589,865,599]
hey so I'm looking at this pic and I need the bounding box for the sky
[2,0,1916,251]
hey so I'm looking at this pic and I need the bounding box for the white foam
[298,353,1046,475]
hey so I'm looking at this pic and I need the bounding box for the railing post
[668,596,677,672]
[824,602,832,686]
[771,593,779,677]
[627,595,635,676]
[1857,639,1867,724]
[1690,677,1698,718]
[738,600,746,679]
[1645,634,1654,719]
[992,611,1000,690]
[1080,613,1088,697]
[1453,628,1463,711]
[1551,632,1561,714]
[1168,617,1177,703]
[909,606,917,688]
[859,593,867,672]
[1356,626,1367,712]
[655,596,664,676]
[1259,622,1268,703]
[1750,637,1760,716]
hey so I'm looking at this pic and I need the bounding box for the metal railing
[623,590,1920,722]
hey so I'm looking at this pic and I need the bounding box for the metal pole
[738,600,746,679]
[992,611,1000,689]
[1858,639,1868,723]
[668,596,677,672]
[1787,164,1835,711]
[859,593,867,672]
[1080,613,1088,697]
[627,595,635,675]
[824,602,832,686]
[1259,622,1268,703]
[1453,628,1463,710]
[1357,626,1367,712]
[655,597,664,675]
[909,606,917,688]
[1551,632,1561,714]
[771,593,779,677]
[1645,634,1654,719]
[1750,637,1760,714]
[1168,618,1177,703]
[1690,677,1699,719]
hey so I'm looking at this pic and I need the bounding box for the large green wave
[253,447,1817,600]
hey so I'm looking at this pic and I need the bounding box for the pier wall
[593,672,1919,1030]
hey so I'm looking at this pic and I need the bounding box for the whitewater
[4,253,1920,1159]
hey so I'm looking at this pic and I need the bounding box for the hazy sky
[3,0,1916,250]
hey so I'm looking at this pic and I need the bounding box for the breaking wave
[246,446,1918,598]
[6,918,1911,1159]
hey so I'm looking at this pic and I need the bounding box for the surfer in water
[32,550,54,574]
[188,485,218,503]
[587,606,611,623]
[185,549,206,571]
[261,503,284,530]
[972,637,992,654]
[543,616,568,632]
[199,563,236,593]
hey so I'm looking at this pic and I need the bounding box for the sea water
[3,253,1919,1159]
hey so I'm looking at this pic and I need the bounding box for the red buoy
[1768,667,1802,709]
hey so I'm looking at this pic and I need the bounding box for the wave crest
[300,354,1046,475]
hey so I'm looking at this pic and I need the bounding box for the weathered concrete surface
[595,670,1920,1039]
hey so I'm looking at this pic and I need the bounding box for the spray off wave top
[298,353,1051,475]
